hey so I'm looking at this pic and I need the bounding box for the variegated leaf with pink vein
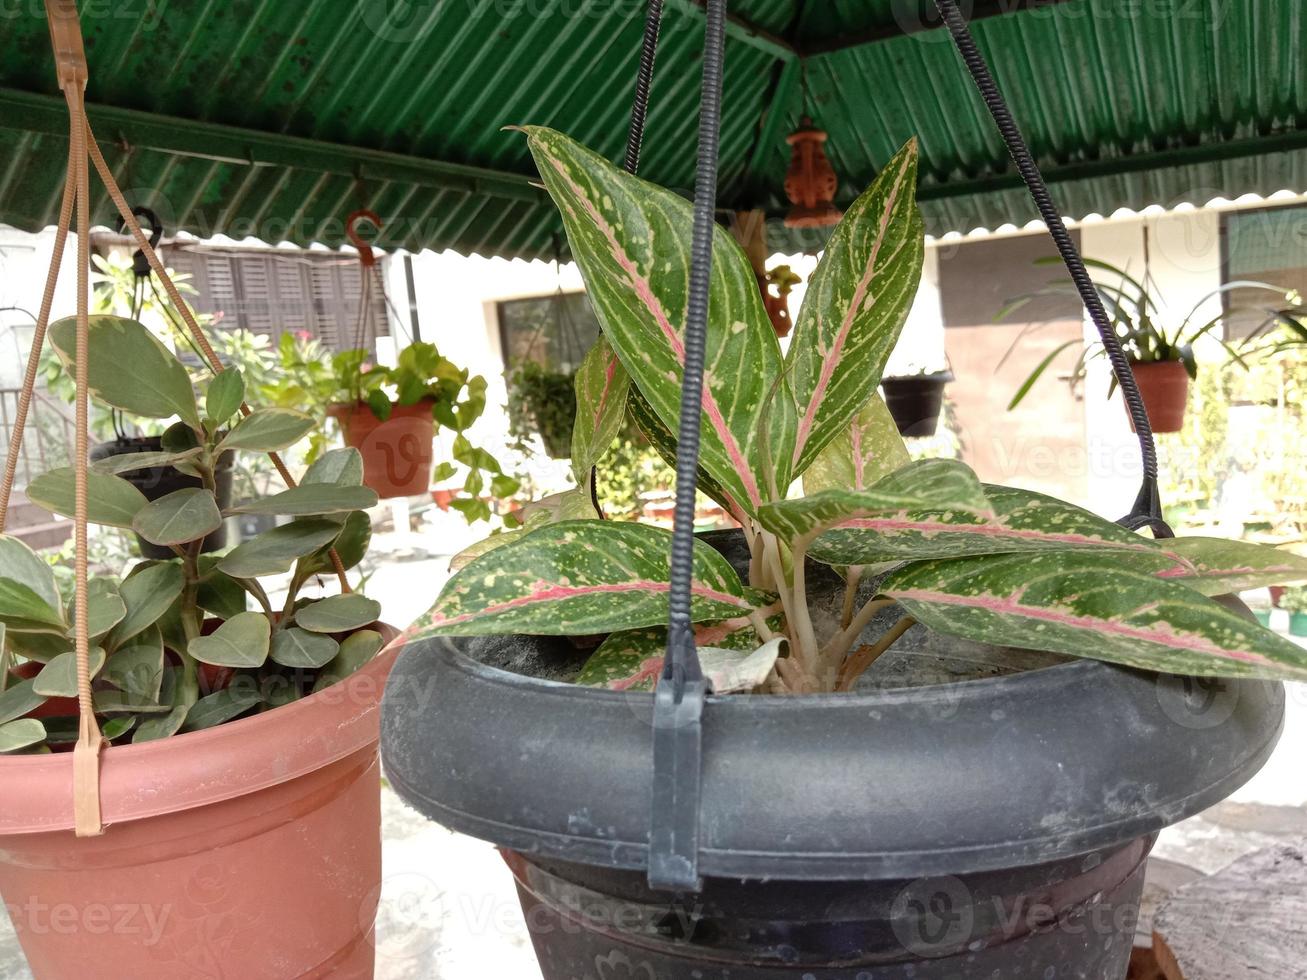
[785,140,924,479]
[570,336,630,485]
[411,520,751,638]
[802,394,909,496]
[523,126,795,516]
[883,551,1307,681]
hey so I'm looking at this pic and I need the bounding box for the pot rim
[0,633,406,836]
[383,635,1284,880]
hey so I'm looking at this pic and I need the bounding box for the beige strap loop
[66,78,105,837]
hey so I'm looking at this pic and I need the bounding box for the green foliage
[1001,257,1295,408]
[1282,587,1307,615]
[506,360,577,459]
[408,126,1307,697]
[1,318,388,751]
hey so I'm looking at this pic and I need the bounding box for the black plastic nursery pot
[90,436,234,560]
[381,536,1283,979]
[881,373,952,438]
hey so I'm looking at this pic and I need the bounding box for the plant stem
[821,597,897,671]
[837,616,915,692]
[787,537,822,682]
[747,609,779,643]
[239,578,275,617]
[841,566,864,629]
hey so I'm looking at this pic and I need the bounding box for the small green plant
[1282,586,1307,615]
[276,338,518,521]
[405,128,1307,695]
[0,315,387,753]
[1000,257,1293,409]
[506,360,577,458]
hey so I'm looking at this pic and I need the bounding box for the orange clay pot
[0,630,404,980]
[330,399,436,499]
[1128,360,1190,434]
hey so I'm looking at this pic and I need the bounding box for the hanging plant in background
[1000,255,1294,433]
[506,360,577,459]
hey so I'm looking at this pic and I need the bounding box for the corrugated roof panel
[0,0,1303,257]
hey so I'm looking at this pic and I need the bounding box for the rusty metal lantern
[784,116,842,228]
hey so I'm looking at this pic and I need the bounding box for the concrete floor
[1,515,1303,977]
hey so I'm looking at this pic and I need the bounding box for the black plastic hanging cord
[648,0,728,894]
[932,0,1171,537]
[623,0,664,175]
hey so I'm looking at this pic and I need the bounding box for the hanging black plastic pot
[881,372,953,438]
[382,531,1283,979]
[89,436,234,560]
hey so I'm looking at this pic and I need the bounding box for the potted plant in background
[381,129,1307,977]
[318,341,516,513]
[1284,586,1307,638]
[879,358,954,437]
[506,358,577,459]
[1001,257,1292,432]
[1,314,399,978]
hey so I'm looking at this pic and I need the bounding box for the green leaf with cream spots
[785,140,924,478]
[882,551,1307,681]
[570,336,630,484]
[523,126,794,515]
[1154,537,1307,596]
[412,520,752,638]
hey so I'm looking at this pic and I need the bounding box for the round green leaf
[26,467,148,529]
[0,679,47,726]
[102,627,165,701]
[182,684,264,732]
[228,484,377,518]
[187,612,271,669]
[0,718,46,753]
[302,448,364,487]
[206,368,246,427]
[49,315,201,428]
[33,647,107,697]
[295,594,382,633]
[217,520,343,578]
[107,562,184,649]
[218,408,315,453]
[270,627,340,669]
[0,535,68,631]
[313,629,384,692]
[133,488,223,547]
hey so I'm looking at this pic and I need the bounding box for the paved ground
[1,515,1303,977]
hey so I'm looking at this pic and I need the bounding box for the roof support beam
[912,126,1307,204]
[662,0,798,61]
[0,87,544,205]
[800,0,1079,58]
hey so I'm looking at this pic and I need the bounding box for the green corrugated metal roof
[0,1,1304,258]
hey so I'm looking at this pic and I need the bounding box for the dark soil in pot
[90,436,233,560]
[881,373,951,437]
[381,531,1283,978]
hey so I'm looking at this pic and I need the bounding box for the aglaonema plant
[408,127,1307,694]
[0,315,386,753]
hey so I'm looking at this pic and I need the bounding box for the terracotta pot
[330,400,436,498]
[0,633,405,980]
[1129,360,1190,434]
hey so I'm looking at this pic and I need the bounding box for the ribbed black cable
[624,0,664,175]
[933,0,1167,531]
[664,0,727,686]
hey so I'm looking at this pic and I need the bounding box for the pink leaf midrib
[431,579,750,628]
[791,158,909,470]
[541,147,762,508]
[892,588,1283,668]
